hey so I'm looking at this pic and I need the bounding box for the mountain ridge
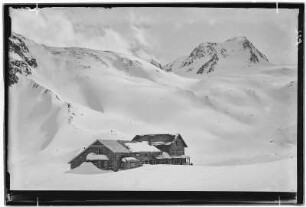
[163,36,270,76]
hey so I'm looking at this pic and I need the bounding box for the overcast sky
[10,7,298,65]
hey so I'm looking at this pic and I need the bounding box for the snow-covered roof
[68,139,130,164]
[155,152,172,159]
[132,133,187,147]
[124,142,160,152]
[69,139,125,163]
[121,157,139,162]
[68,146,89,163]
[152,141,172,146]
[86,153,109,161]
[171,155,190,159]
[98,139,130,153]
[76,147,88,155]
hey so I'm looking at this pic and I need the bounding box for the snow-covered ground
[8,33,297,191]
[11,157,296,191]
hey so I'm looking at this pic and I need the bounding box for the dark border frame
[3,2,304,205]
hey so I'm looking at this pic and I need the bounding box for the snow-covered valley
[8,33,297,191]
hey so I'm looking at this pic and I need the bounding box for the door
[103,161,108,169]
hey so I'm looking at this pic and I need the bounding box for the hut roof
[98,139,130,153]
[171,155,190,159]
[132,133,187,147]
[123,141,160,153]
[68,139,101,163]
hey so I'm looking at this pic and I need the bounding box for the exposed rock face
[197,54,219,74]
[163,36,269,75]
[8,33,37,86]
[150,59,163,69]
[130,47,163,69]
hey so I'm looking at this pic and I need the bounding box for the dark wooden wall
[169,137,185,156]
[134,151,161,164]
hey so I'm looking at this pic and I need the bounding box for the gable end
[176,134,188,147]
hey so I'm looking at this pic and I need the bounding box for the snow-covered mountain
[8,33,297,191]
[131,46,163,69]
[163,36,270,76]
[8,32,193,157]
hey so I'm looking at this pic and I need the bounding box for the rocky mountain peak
[164,36,270,76]
[188,43,216,60]
[8,33,38,86]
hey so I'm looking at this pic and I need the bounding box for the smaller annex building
[68,134,191,171]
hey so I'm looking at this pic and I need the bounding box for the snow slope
[131,46,163,69]
[163,36,270,76]
[8,33,297,191]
